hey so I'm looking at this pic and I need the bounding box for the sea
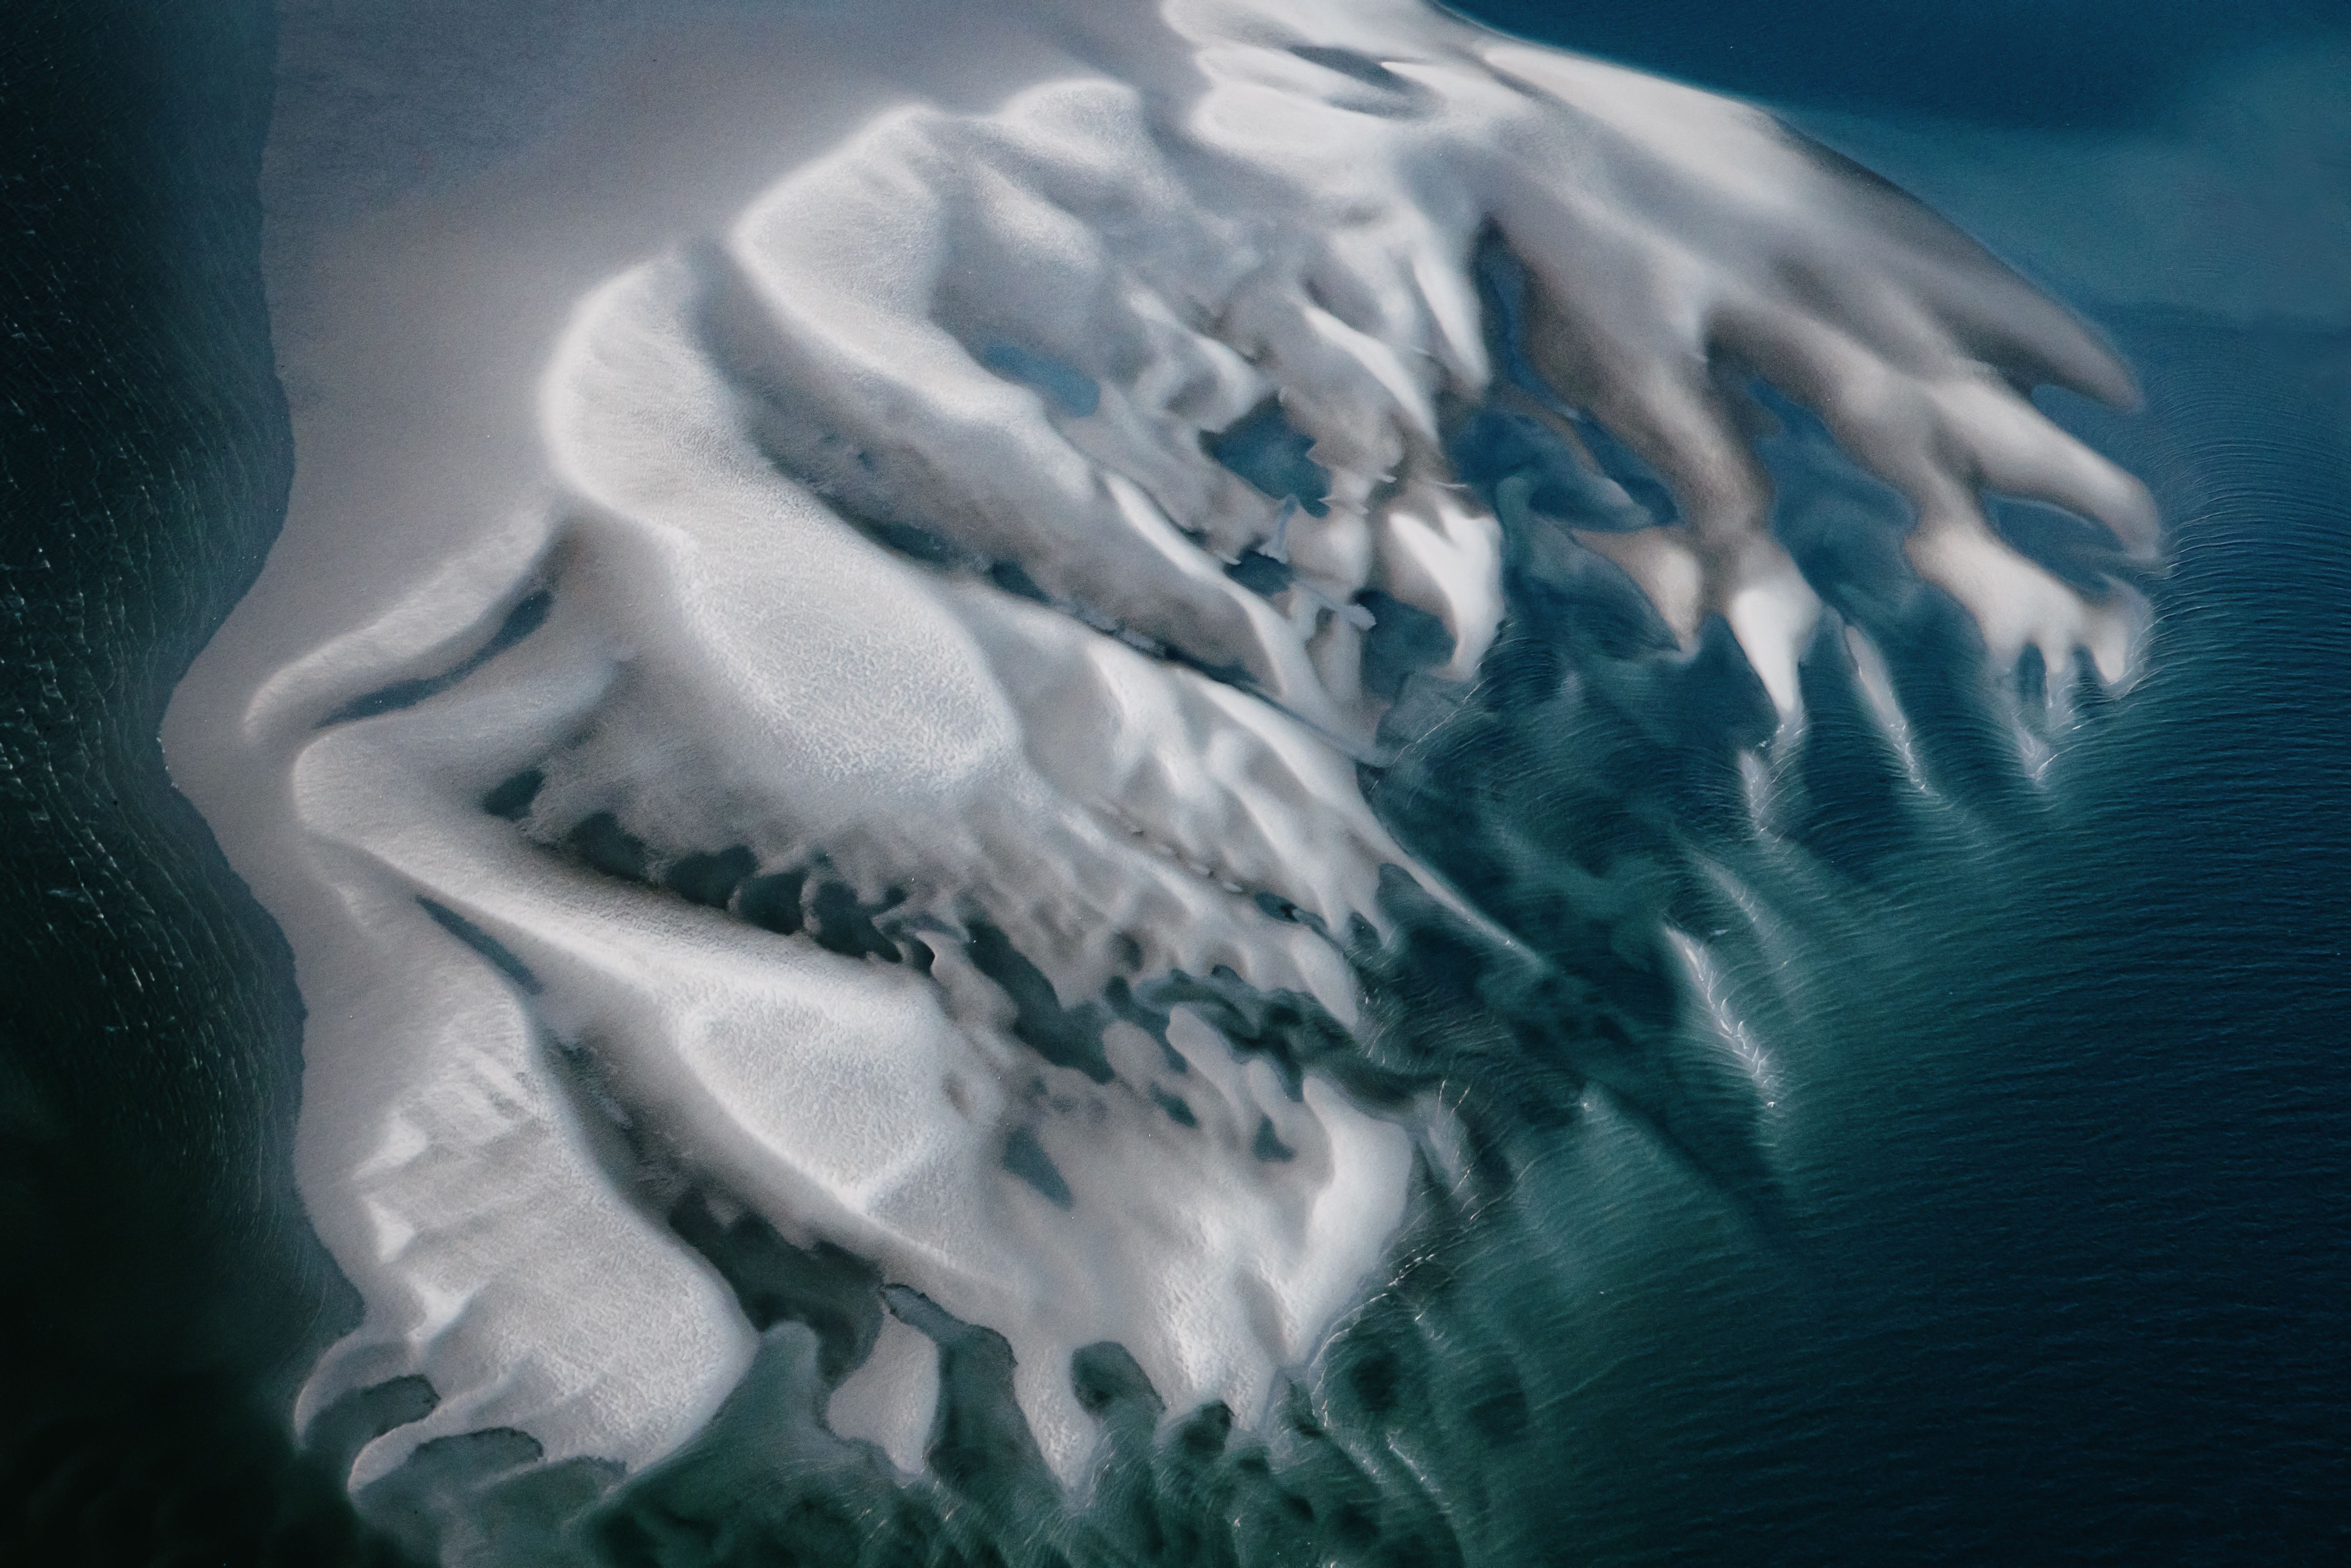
[3,1,2344,1563]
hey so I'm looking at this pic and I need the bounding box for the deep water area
[5,3,2348,1565]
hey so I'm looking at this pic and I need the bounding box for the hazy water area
[5,2,2347,1563]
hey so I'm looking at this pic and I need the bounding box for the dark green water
[4,3,2346,1563]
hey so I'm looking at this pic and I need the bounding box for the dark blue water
[1454,11,2351,1552]
[1493,309,2351,1564]
[5,3,2346,1563]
